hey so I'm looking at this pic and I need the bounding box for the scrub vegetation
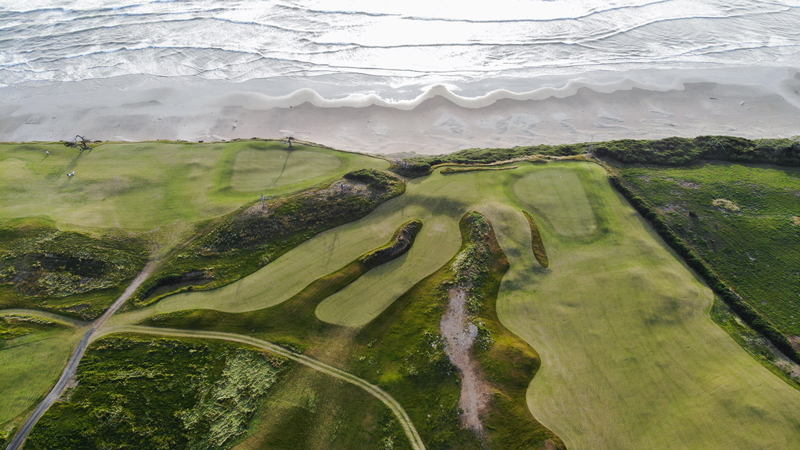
[0,218,149,320]
[25,335,287,450]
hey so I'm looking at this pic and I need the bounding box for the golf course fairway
[123,160,800,449]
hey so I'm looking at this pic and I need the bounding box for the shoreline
[2,68,799,155]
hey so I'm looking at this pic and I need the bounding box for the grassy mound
[25,335,287,450]
[134,169,405,307]
[0,219,149,319]
[522,210,549,268]
[352,211,563,450]
[393,136,800,169]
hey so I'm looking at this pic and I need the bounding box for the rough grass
[25,334,287,450]
[0,141,386,231]
[0,218,149,320]
[617,162,800,336]
[0,314,69,345]
[522,210,549,268]
[350,210,563,450]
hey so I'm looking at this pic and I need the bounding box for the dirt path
[93,325,427,450]
[5,262,156,450]
[440,288,492,435]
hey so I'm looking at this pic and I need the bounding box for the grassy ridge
[0,218,149,320]
[606,167,800,363]
[352,211,563,450]
[133,169,405,307]
[0,314,68,345]
[391,136,800,176]
[141,219,423,350]
[522,210,549,268]
[26,335,287,450]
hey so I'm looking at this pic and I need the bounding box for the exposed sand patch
[440,287,492,435]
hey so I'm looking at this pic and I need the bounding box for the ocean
[1,0,799,104]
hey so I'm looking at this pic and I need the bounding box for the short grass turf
[0,141,385,230]
[616,162,800,336]
[0,324,85,434]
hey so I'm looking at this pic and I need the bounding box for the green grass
[231,362,410,450]
[617,163,800,337]
[350,210,563,449]
[492,162,800,450]
[0,326,85,433]
[0,314,69,344]
[440,165,518,174]
[0,141,386,231]
[26,334,288,450]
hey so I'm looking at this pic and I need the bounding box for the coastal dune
[2,69,799,155]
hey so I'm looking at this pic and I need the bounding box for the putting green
[0,142,385,230]
[230,148,343,191]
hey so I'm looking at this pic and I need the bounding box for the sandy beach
[2,69,799,155]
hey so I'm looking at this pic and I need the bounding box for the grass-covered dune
[106,159,800,450]
[132,169,405,307]
[0,219,148,320]
[24,335,288,450]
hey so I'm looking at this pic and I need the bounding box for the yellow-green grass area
[493,163,800,449]
[0,319,85,442]
[0,141,386,231]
